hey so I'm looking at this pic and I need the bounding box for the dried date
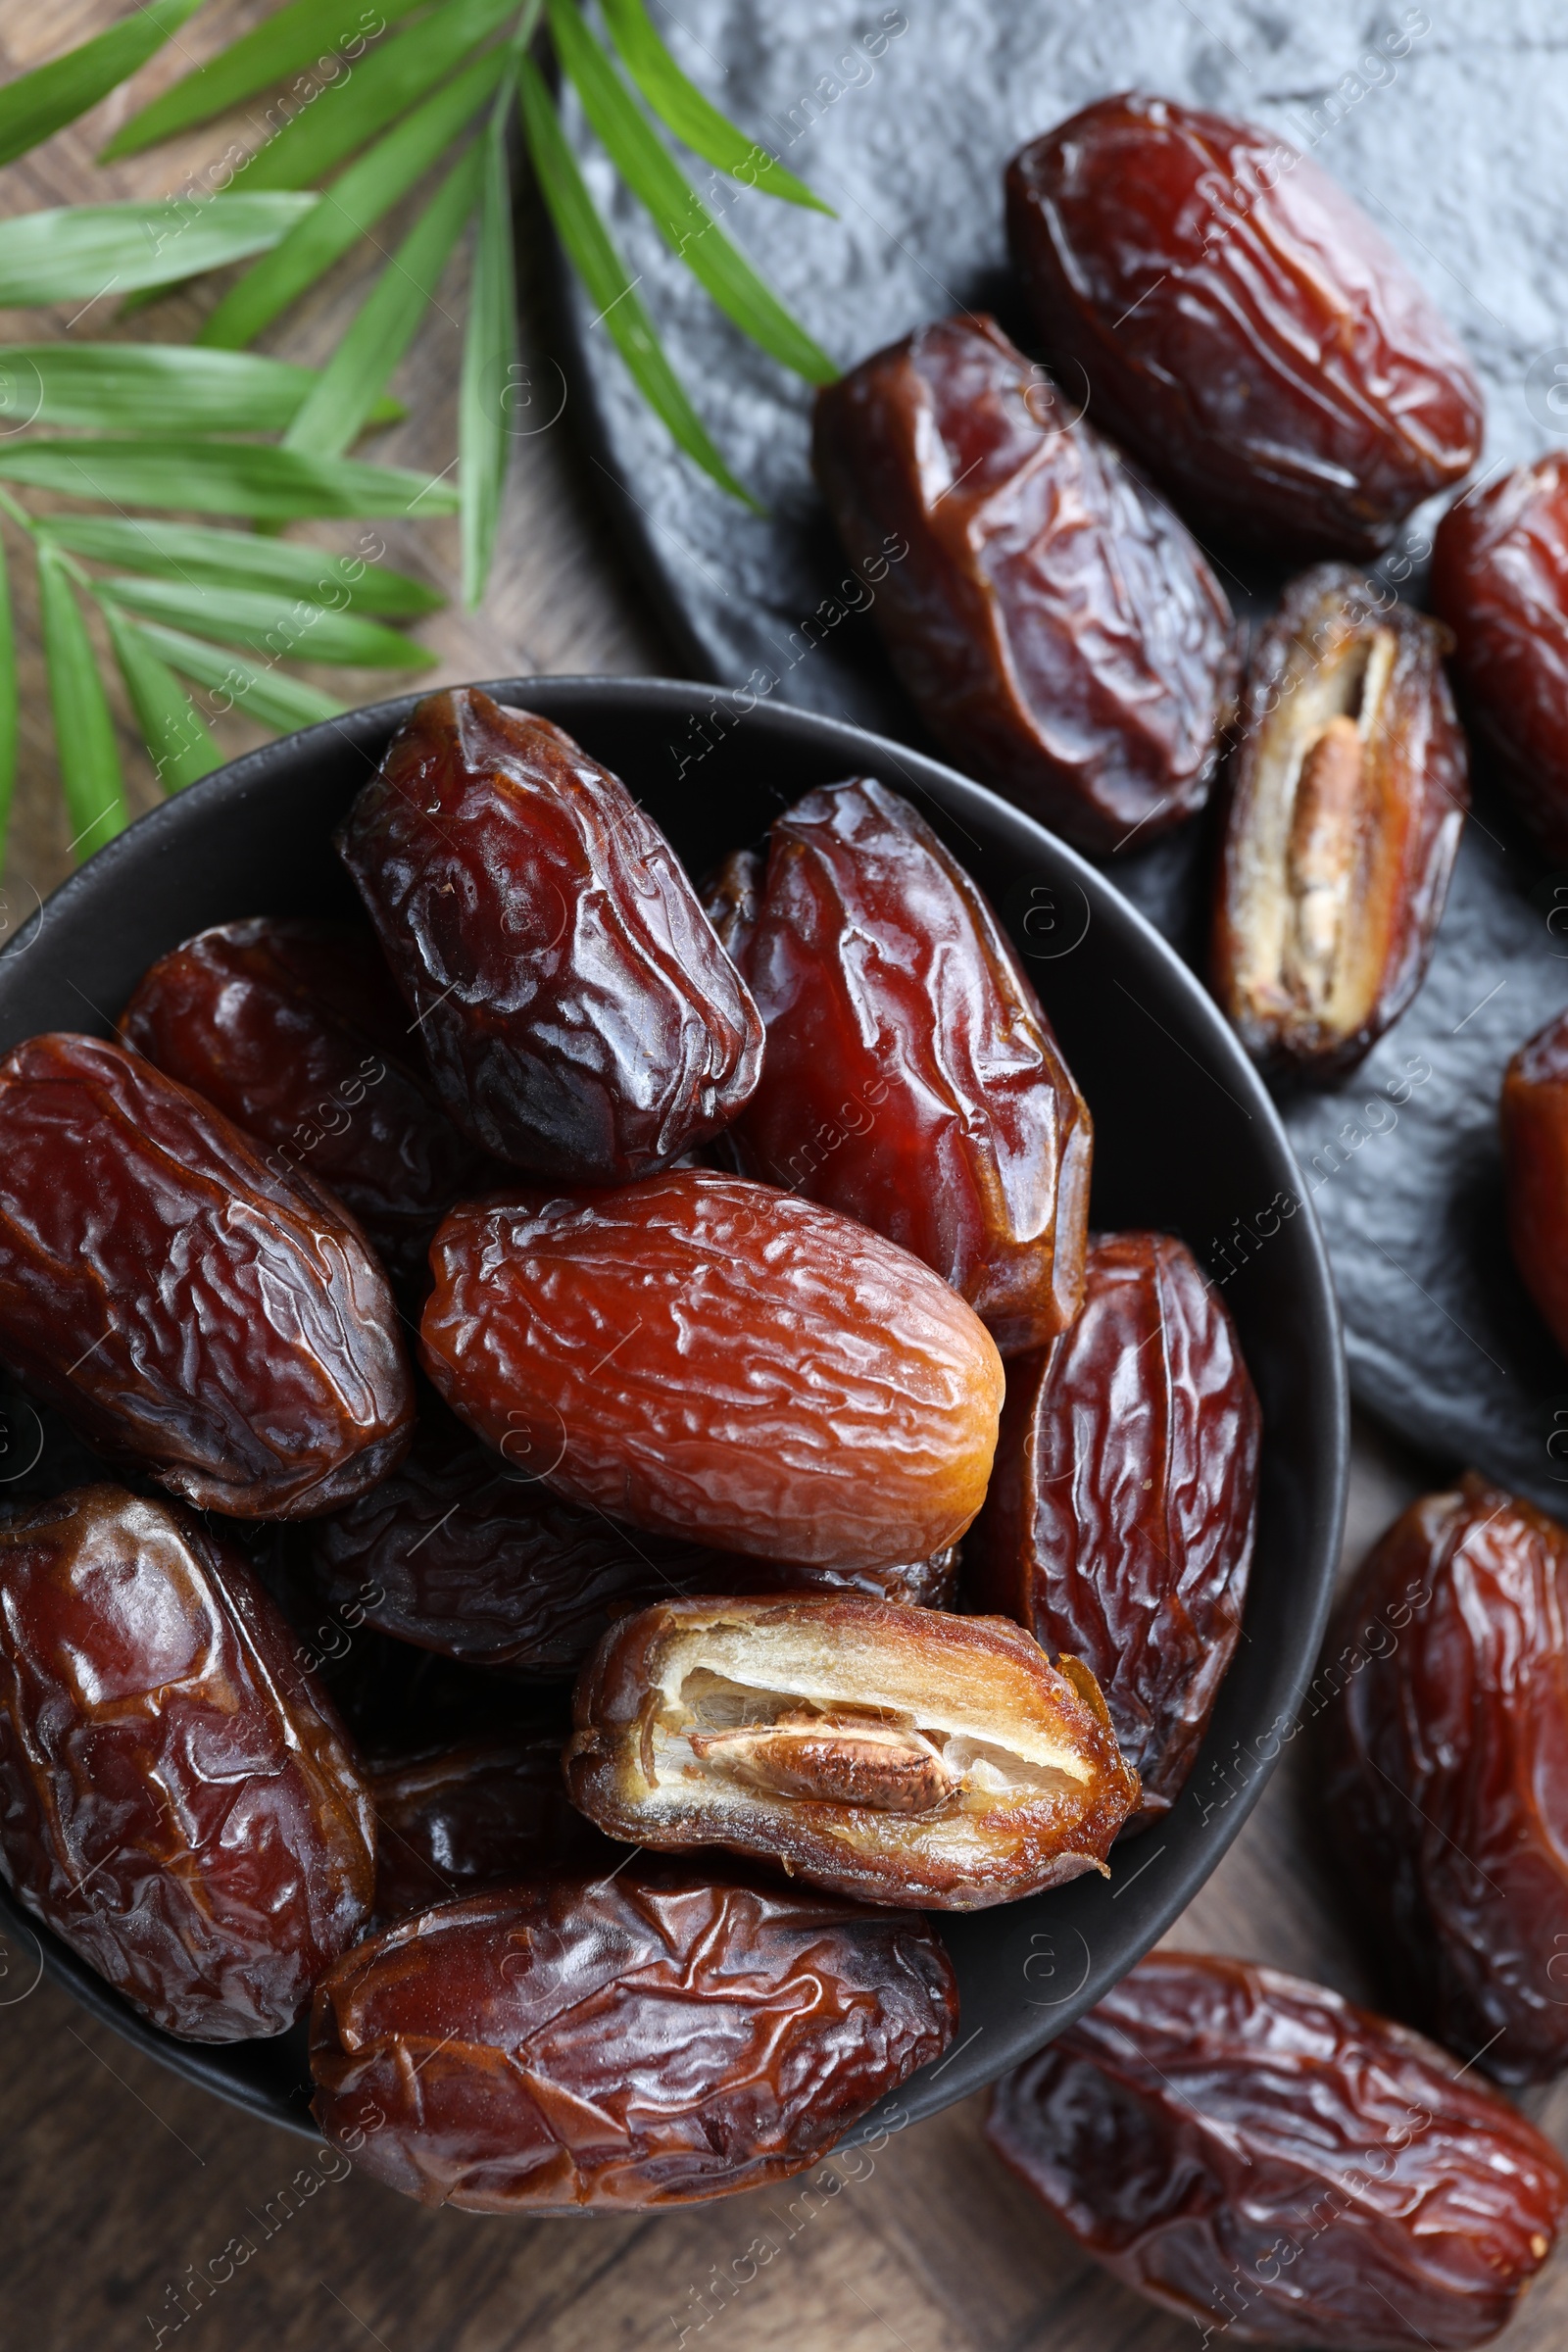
[710,779,1092,1355]
[371,1732,619,1923]
[564,1593,1139,1908]
[1324,1473,1568,2084]
[337,688,762,1179]
[0,1484,374,2040]
[419,1169,1004,1571]
[311,1863,957,2209]
[1005,95,1483,557]
[1502,1010,1568,1355]
[987,1950,1568,2351]
[811,312,1237,854]
[0,1033,413,1516]
[1212,566,1468,1077]
[968,1231,1259,1825]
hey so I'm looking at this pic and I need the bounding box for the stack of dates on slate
[0,681,1266,2216]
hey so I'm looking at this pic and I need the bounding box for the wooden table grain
[2,14,1565,2351]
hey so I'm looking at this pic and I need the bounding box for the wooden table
[3,14,1565,2350]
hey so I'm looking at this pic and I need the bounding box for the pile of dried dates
[0,76,1564,2352]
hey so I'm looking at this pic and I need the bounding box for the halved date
[337,688,762,1179]
[1324,1473,1568,2083]
[968,1232,1259,1825]
[710,779,1092,1355]
[419,1169,1004,1571]
[987,1951,1568,2351]
[1502,1010,1568,1355]
[1006,96,1483,556]
[0,1033,413,1516]
[371,1732,619,1923]
[564,1593,1139,1908]
[0,1484,375,2040]
[310,1864,957,2208]
[811,312,1237,854]
[1212,566,1468,1077]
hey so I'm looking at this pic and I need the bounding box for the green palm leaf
[599,0,830,213]
[100,603,223,791]
[0,530,17,871]
[0,440,459,519]
[100,575,434,667]
[0,195,316,306]
[0,342,401,434]
[0,0,210,172]
[134,621,349,730]
[37,542,127,858]
[36,515,441,617]
[460,79,520,605]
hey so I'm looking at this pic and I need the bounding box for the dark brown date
[1212,565,1469,1077]
[310,1863,957,2208]
[1431,454,1568,861]
[337,688,762,1179]
[1324,1473,1568,2084]
[0,1484,374,2040]
[1006,95,1484,557]
[1502,1010,1568,1355]
[811,312,1237,855]
[710,779,1092,1356]
[371,1733,619,1923]
[565,1593,1139,1908]
[119,917,497,1294]
[0,1033,413,1516]
[420,1169,1004,1572]
[986,1950,1568,2351]
[968,1231,1259,1825]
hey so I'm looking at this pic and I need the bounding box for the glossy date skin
[1431,455,1568,862]
[811,312,1237,855]
[1005,95,1483,557]
[1212,566,1469,1078]
[710,779,1092,1356]
[337,689,762,1180]
[1324,1474,1568,2084]
[1502,1011,1568,1354]
[968,1232,1260,1826]
[419,1169,1004,1572]
[120,917,497,1294]
[986,1951,1568,2350]
[0,1033,413,1516]
[371,1733,620,1923]
[0,1485,375,2041]
[311,1864,957,2209]
[565,1593,1139,1909]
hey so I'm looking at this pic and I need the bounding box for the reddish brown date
[0,1485,374,2041]
[337,688,762,1180]
[968,1232,1260,1826]
[0,1033,413,1516]
[565,1594,1139,1908]
[811,312,1237,855]
[1324,1474,1568,2084]
[420,1169,1004,1572]
[1502,1010,1568,1354]
[370,1733,619,1923]
[119,917,497,1294]
[1431,455,1568,861]
[311,1864,957,2209]
[709,779,1093,1356]
[987,1951,1568,2351]
[1212,566,1469,1077]
[1006,96,1483,557]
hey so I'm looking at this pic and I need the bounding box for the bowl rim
[0,674,1349,2151]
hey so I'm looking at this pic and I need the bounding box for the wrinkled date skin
[0,1034,413,1516]
[311,1864,957,2209]
[1431,455,1568,862]
[1324,1474,1568,2084]
[420,1169,1004,1571]
[968,1232,1260,1826]
[811,312,1237,855]
[371,1734,620,1923]
[1502,1010,1568,1355]
[1005,95,1484,558]
[708,780,1093,1356]
[313,1407,960,1681]
[1212,565,1469,1078]
[986,1951,1568,2351]
[337,689,762,1179]
[119,917,498,1295]
[565,1594,1139,1908]
[0,1485,375,2041]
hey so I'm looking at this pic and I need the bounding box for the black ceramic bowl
[0,677,1347,2147]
